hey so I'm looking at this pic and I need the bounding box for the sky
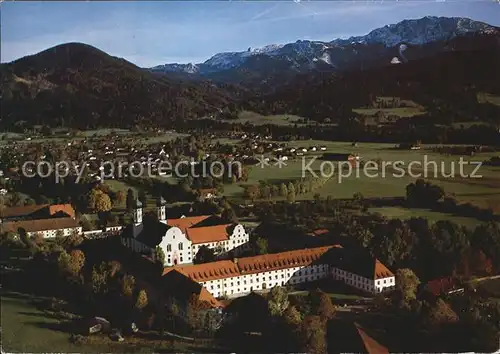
[1,0,499,67]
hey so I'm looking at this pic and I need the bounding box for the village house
[161,245,395,299]
[121,198,250,266]
[422,276,464,297]
[0,204,52,222]
[0,204,82,238]
[196,188,218,201]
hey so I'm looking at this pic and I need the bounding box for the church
[121,198,250,266]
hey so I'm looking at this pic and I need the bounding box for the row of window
[165,236,249,253]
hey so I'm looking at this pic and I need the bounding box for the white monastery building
[121,198,250,266]
[163,245,395,298]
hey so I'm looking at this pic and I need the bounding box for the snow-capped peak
[149,16,496,75]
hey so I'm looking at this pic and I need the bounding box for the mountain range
[150,16,498,83]
[1,16,499,130]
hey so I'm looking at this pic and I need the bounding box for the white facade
[122,204,250,266]
[159,223,250,266]
[27,226,83,238]
[159,226,193,265]
[199,263,330,298]
[331,267,395,293]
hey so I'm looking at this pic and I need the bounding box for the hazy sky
[2,0,499,67]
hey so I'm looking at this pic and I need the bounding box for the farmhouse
[1,217,82,238]
[161,245,395,299]
[0,203,76,222]
[0,203,82,238]
[121,198,250,266]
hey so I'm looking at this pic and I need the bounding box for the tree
[87,188,100,211]
[297,315,327,354]
[33,232,44,245]
[138,189,148,208]
[55,229,65,240]
[280,183,288,198]
[95,192,112,213]
[135,289,148,310]
[65,249,85,276]
[126,188,135,212]
[395,268,421,306]
[87,188,112,212]
[63,231,83,249]
[9,192,22,207]
[24,198,35,206]
[244,185,260,201]
[425,299,459,327]
[91,263,110,294]
[472,222,500,271]
[268,286,290,317]
[221,207,238,223]
[256,237,268,255]
[115,191,124,205]
[194,245,216,264]
[353,227,374,248]
[186,294,211,332]
[261,185,271,200]
[108,260,122,278]
[121,274,135,298]
[309,289,335,320]
[155,246,165,265]
[283,305,302,326]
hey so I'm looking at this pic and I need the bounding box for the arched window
[178,242,183,250]
[166,244,172,252]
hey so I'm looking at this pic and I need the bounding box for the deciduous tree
[268,286,290,317]
[135,289,148,310]
[297,315,327,354]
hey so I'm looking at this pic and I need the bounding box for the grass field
[222,141,500,218]
[1,293,106,353]
[352,97,425,118]
[352,107,426,117]
[367,206,483,229]
[1,292,221,353]
[224,140,500,227]
[0,129,188,146]
[477,92,500,107]
[231,111,305,126]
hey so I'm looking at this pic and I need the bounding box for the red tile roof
[163,260,241,282]
[49,204,75,218]
[0,204,48,218]
[163,246,342,282]
[198,286,223,308]
[162,269,223,308]
[355,323,389,354]
[307,229,329,237]
[237,246,341,275]
[167,215,211,233]
[186,224,232,244]
[374,259,394,279]
[1,217,80,233]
